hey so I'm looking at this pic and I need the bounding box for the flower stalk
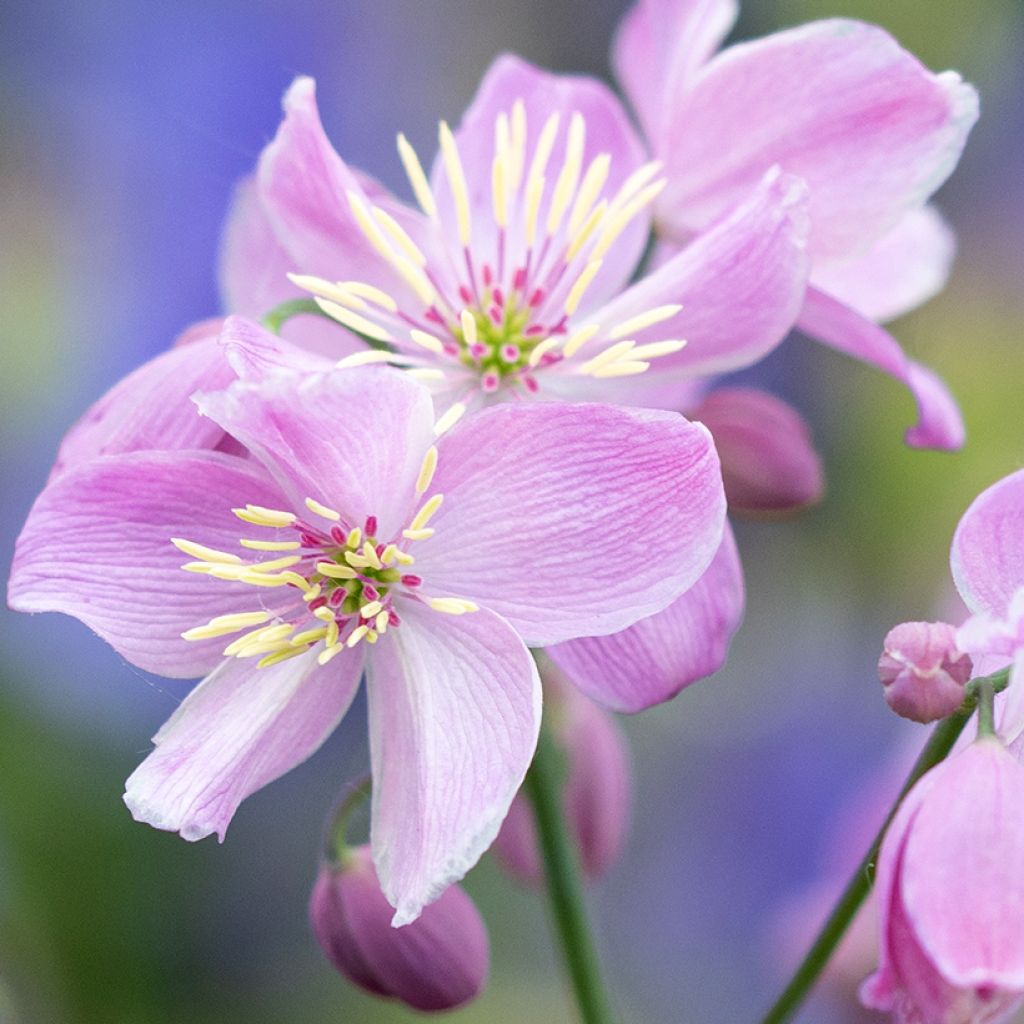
[760,666,1010,1024]
[525,719,617,1024]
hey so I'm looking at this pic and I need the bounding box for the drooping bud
[877,621,972,723]
[861,739,1024,1022]
[691,387,824,515]
[310,846,489,1012]
[492,665,631,883]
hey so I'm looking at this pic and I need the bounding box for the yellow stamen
[347,527,362,547]
[630,339,688,360]
[416,445,438,495]
[372,205,427,267]
[526,112,560,201]
[246,555,302,573]
[240,570,300,588]
[607,305,682,341]
[361,600,383,618]
[562,324,601,358]
[181,611,273,641]
[579,340,636,375]
[291,626,329,646]
[402,527,435,541]
[381,543,399,564]
[564,259,603,316]
[608,160,663,213]
[171,539,242,564]
[568,153,611,236]
[409,329,444,354]
[394,550,416,566]
[347,625,369,648]
[302,584,323,603]
[362,541,383,570]
[365,629,379,645]
[528,336,561,367]
[592,179,666,259]
[304,497,341,521]
[225,623,294,656]
[565,199,608,262]
[239,538,301,551]
[318,644,345,666]
[459,309,478,347]
[546,112,585,236]
[433,402,466,437]
[344,551,373,569]
[337,280,399,312]
[325,618,340,648]
[316,561,358,579]
[286,273,366,309]
[316,297,394,343]
[232,505,296,528]
[409,493,443,532]
[180,562,246,579]
[509,99,527,192]
[258,645,312,669]
[439,121,472,245]
[407,368,446,382]
[335,350,396,369]
[429,597,479,615]
[397,132,437,218]
[591,360,651,378]
[375,610,390,633]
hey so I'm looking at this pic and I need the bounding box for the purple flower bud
[492,668,631,883]
[878,621,972,723]
[310,846,489,1012]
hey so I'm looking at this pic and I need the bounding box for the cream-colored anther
[402,527,435,541]
[232,505,297,528]
[546,112,585,237]
[564,259,603,316]
[439,121,472,246]
[527,336,561,367]
[171,539,241,564]
[416,446,438,494]
[592,179,666,260]
[409,329,444,354]
[397,133,437,218]
[316,298,394,344]
[591,360,651,378]
[338,280,399,312]
[565,200,608,262]
[181,611,273,641]
[562,324,601,358]
[317,561,358,579]
[372,205,427,267]
[568,153,611,236]
[335,350,396,369]
[579,339,636,375]
[607,305,682,341]
[240,538,301,552]
[429,597,479,615]
[305,497,341,521]
[459,309,478,347]
[629,339,687,361]
[433,402,466,437]
[409,493,443,532]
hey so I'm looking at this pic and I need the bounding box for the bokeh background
[1,1,1022,1021]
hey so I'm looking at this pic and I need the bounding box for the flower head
[9,363,725,923]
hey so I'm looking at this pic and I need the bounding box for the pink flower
[878,621,972,724]
[8,365,724,923]
[310,846,488,1011]
[614,0,978,450]
[951,469,1024,744]
[860,739,1024,1022]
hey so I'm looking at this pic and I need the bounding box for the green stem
[759,667,1010,1024]
[328,776,372,867]
[525,724,617,1024]
[261,298,329,335]
[976,678,996,738]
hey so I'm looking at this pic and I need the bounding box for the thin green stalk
[760,667,1010,1024]
[525,725,617,1024]
[261,297,393,351]
[976,678,996,738]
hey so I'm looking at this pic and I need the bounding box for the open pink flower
[8,365,724,923]
[860,739,1024,1022]
[614,0,978,450]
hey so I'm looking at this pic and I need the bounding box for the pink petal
[798,286,964,451]
[951,469,1024,616]
[438,54,649,306]
[417,401,726,647]
[366,603,541,925]
[692,388,823,514]
[253,77,427,308]
[48,332,234,480]
[195,367,435,539]
[219,177,360,357]
[811,205,956,323]
[572,168,809,388]
[547,525,743,711]
[613,0,738,141]
[125,647,364,841]
[902,742,1024,990]
[654,19,978,264]
[8,451,292,678]
[219,314,333,381]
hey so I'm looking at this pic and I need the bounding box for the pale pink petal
[612,0,738,141]
[8,451,292,678]
[902,742,1024,990]
[254,77,428,309]
[692,388,823,514]
[565,168,809,394]
[219,315,333,381]
[195,368,435,538]
[547,525,743,711]
[438,54,649,305]
[798,286,964,451]
[811,206,956,323]
[49,333,234,480]
[366,603,541,924]
[951,469,1024,616]
[124,646,364,841]
[655,19,978,264]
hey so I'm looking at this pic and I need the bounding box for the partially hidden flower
[311,846,488,1011]
[860,739,1024,1022]
[614,0,979,450]
[8,364,725,923]
[878,621,972,724]
[492,661,630,884]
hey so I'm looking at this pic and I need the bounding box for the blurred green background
[1,1,1021,1021]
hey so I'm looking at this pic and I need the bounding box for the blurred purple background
[1,2,1022,1021]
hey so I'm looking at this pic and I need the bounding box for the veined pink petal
[654,19,978,264]
[124,646,364,841]
[692,388,824,514]
[195,367,435,539]
[951,469,1024,617]
[613,0,739,142]
[572,168,809,382]
[416,401,726,647]
[253,77,428,309]
[810,205,956,323]
[547,525,743,711]
[437,54,649,308]
[8,451,293,678]
[219,315,333,381]
[797,286,964,451]
[49,332,234,480]
[366,603,540,925]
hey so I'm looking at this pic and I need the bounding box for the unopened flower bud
[877,621,972,723]
[492,667,630,883]
[310,846,488,1012]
